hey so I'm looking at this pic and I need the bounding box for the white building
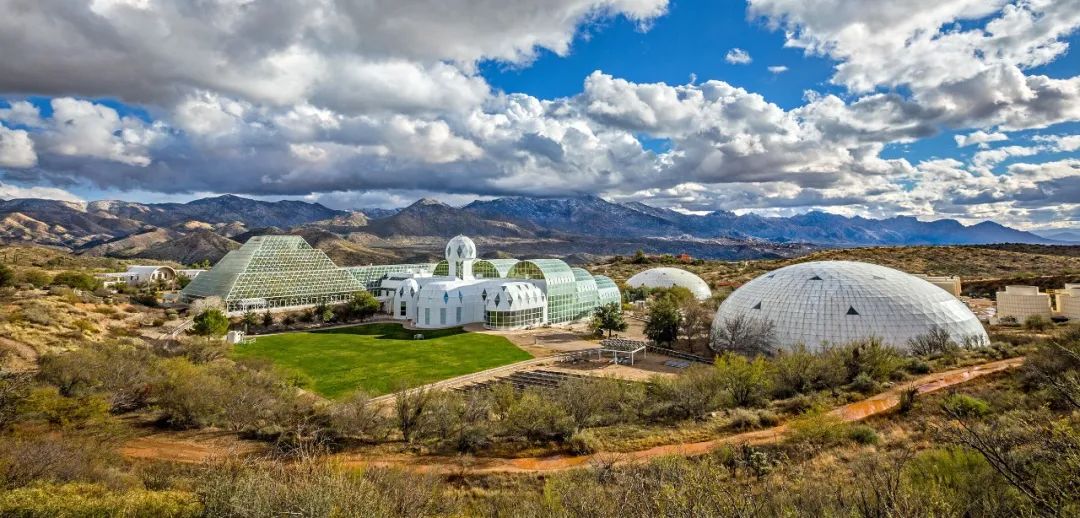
[996,285,1053,322]
[376,235,619,330]
[712,261,989,352]
[1055,284,1080,320]
[97,265,177,287]
[627,267,712,300]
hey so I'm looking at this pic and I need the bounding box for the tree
[678,299,712,354]
[348,291,381,321]
[908,326,957,356]
[0,263,12,288]
[644,295,681,345]
[1023,315,1051,332]
[262,311,274,327]
[240,311,258,332]
[192,309,229,337]
[710,313,777,356]
[591,303,628,338]
[176,273,192,289]
[632,249,648,264]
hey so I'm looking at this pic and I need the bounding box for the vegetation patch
[230,323,532,397]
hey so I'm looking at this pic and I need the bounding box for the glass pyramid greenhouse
[181,235,365,312]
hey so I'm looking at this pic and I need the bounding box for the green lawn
[231,323,533,398]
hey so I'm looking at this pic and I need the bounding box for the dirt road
[121,356,1024,474]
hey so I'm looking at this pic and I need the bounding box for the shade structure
[712,261,988,351]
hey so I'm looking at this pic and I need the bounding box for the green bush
[192,309,229,337]
[568,429,602,454]
[787,407,848,448]
[503,390,574,442]
[838,338,904,382]
[847,424,879,445]
[942,393,991,418]
[1023,314,1051,332]
[51,271,100,291]
[714,352,770,407]
[849,372,879,394]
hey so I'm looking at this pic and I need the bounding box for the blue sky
[0,0,1078,229]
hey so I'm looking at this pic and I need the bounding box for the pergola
[592,338,649,365]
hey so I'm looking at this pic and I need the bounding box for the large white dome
[713,261,988,351]
[627,267,712,300]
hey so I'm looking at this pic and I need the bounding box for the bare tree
[394,381,433,443]
[679,299,712,354]
[710,313,777,356]
[907,326,957,356]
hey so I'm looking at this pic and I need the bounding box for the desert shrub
[943,393,991,418]
[727,408,760,430]
[0,435,120,490]
[756,409,779,427]
[770,344,845,397]
[418,390,493,453]
[174,337,230,364]
[898,386,919,414]
[328,391,387,443]
[70,318,98,335]
[51,271,100,291]
[787,407,848,449]
[552,376,642,430]
[1021,326,1080,410]
[849,372,879,394]
[20,304,52,326]
[18,387,116,431]
[196,458,453,518]
[0,263,12,287]
[152,358,230,429]
[906,357,932,374]
[20,269,52,288]
[0,373,30,430]
[503,389,574,442]
[714,352,770,407]
[647,364,723,420]
[838,338,904,383]
[0,483,201,517]
[904,447,1017,516]
[847,424,879,445]
[132,292,159,307]
[1023,314,1052,332]
[568,429,602,454]
[38,342,160,412]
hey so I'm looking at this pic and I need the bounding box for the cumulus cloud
[0,125,37,168]
[955,130,1008,148]
[725,48,753,64]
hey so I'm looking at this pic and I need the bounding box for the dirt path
[122,357,1024,473]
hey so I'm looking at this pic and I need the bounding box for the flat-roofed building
[1056,284,1080,320]
[97,265,177,287]
[913,274,962,297]
[996,285,1053,322]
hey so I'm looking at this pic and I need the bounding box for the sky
[0,0,1078,230]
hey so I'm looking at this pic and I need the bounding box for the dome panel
[712,261,988,352]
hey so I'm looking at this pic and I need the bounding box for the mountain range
[0,194,1063,265]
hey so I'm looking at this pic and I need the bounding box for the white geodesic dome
[712,261,988,351]
[627,267,712,300]
[445,235,477,262]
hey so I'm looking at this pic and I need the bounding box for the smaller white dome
[627,267,712,300]
[445,235,477,261]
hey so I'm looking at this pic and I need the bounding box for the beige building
[996,285,1053,322]
[914,274,962,297]
[1056,284,1080,320]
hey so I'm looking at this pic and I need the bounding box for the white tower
[445,235,477,280]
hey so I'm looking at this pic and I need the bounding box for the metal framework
[181,235,366,312]
[507,259,578,324]
[345,263,435,289]
[594,275,622,307]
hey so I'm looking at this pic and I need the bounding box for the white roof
[484,282,546,311]
[627,267,711,300]
[714,261,988,351]
[445,235,477,261]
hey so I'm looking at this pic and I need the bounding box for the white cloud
[767,65,788,74]
[36,98,166,167]
[0,182,81,202]
[955,130,1008,148]
[725,48,752,64]
[0,125,37,168]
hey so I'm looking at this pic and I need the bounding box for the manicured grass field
[231,323,533,398]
